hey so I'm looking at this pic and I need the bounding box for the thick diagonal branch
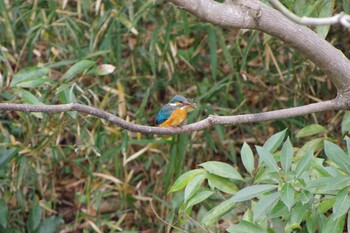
[168,0,350,97]
[0,99,345,135]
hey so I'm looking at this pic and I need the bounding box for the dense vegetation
[1,0,350,232]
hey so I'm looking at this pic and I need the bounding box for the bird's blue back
[156,103,182,125]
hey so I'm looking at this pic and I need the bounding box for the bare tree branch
[168,0,350,98]
[0,99,345,135]
[268,0,350,28]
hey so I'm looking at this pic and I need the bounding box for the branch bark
[0,98,345,135]
[168,0,350,98]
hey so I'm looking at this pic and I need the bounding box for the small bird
[156,95,197,127]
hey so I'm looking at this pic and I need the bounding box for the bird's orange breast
[158,108,187,127]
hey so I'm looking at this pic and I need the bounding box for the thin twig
[268,0,350,27]
[0,98,345,135]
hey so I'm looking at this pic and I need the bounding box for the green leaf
[296,138,323,157]
[10,66,50,87]
[199,161,243,180]
[37,216,64,233]
[184,174,206,202]
[306,176,350,192]
[169,169,206,193]
[253,192,280,221]
[295,150,313,178]
[240,31,259,72]
[14,88,44,118]
[270,201,288,218]
[280,183,295,211]
[28,198,42,232]
[229,184,277,202]
[62,60,96,81]
[241,142,254,175]
[201,199,236,227]
[0,199,8,229]
[318,198,336,214]
[263,128,287,153]
[15,89,44,105]
[345,136,350,158]
[186,191,214,209]
[256,146,279,172]
[316,0,335,39]
[286,202,308,230]
[341,112,350,135]
[296,124,327,138]
[135,88,151,119]
[300,190,312,204]
[208,27,217,80]
[347,209,350,233]
[333,187,350,219]
[343,0,350,14]
[306,211,318,233]
[324,140,350,174]
[217,30,233,68]
[322,213,346,233]
[227,220,264,233]
[207,173,239,194]
[57,85,77,118]
[0,148,17,168]
[281,137,293,171]
[242,208,253,222]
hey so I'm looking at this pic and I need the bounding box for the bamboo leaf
[296,124,327,138]
[10,66,50,87]
[263,128,287,153]
[186,191,214,209]
[253,192,280,221]
[169,169,206,193]
[229,184,277,202]
[0,199,8,229]
[201,199,236,227]
[208,27,217,80]
[227,220,264,233]
[62,60,96,81]
[207,173,238,194]
[241,142,254,175]
[295,150,313,178]
[280,183,295,211]
[324,140,350,175]
[199,161,243,181]
[256,146,279,172]
[184,174,206,202]
[322,213,346,233]
[333,187,350,219]
[27,198,42,232]
[281,137,293,171]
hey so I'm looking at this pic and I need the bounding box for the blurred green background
[0,0,349,232]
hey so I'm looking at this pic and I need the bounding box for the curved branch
[269,0,350,27]
[168,0,350,97]
[0,99,345,135]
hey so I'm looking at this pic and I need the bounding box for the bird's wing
[156,104,177,125]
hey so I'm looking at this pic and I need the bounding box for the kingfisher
[156,95,197,127]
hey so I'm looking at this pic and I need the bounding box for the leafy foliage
[170,129,350,232]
